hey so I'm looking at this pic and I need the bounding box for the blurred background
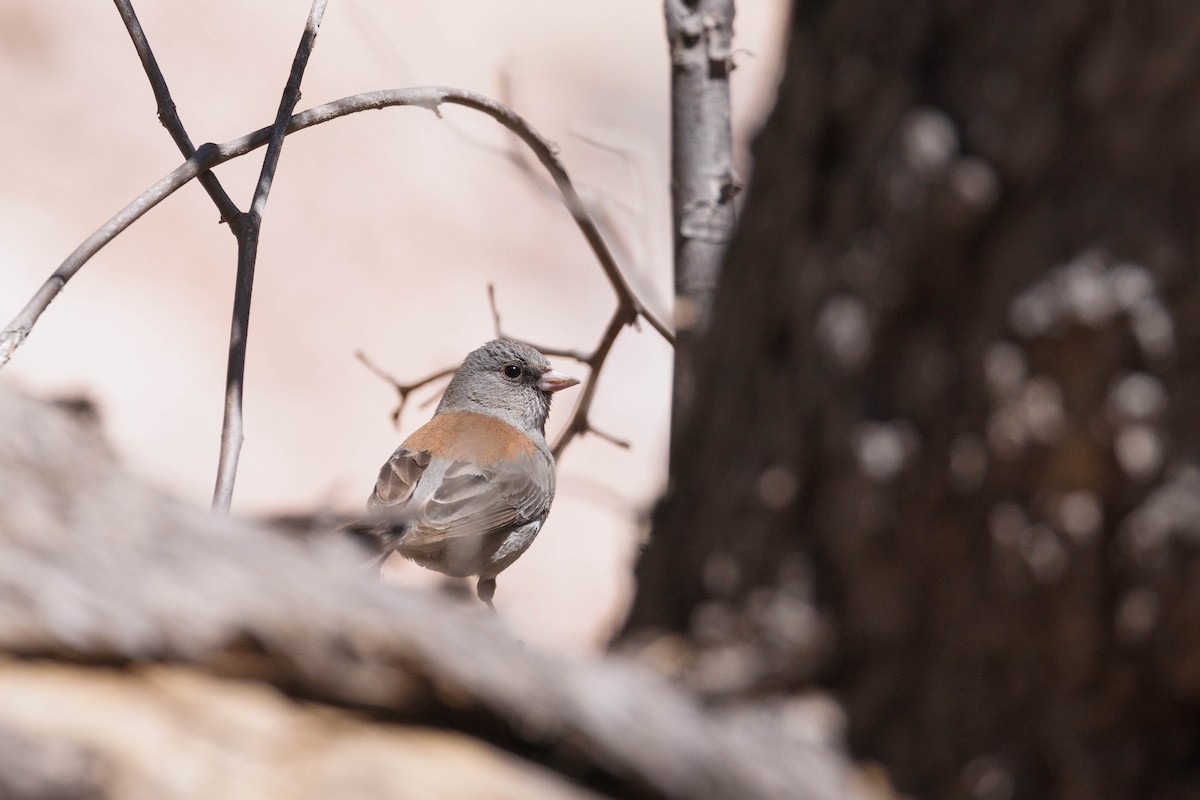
[0,0,788,650]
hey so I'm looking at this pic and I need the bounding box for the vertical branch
[212,0,330,512]
[664,0,738,449]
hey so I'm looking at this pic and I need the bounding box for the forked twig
[212,0,330,513]
[360,277,640,458]
[446,93,673,345]
[486,284,590,361]
[111,0,259,511]
[112,0,242,227]
[355,351,456,427]
[487,284,631,456]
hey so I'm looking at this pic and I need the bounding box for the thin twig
[0,151,218,366]
[112,0,243,228]
[551,308,630,459]
[367,278,638,458]
[355,351,456,427]
[486,284,591,361]
[448,93,673,345]
[0,86,674,371]
[496,74,666,332]
[212,0,329,512]
[584,425,632,450]
[495,69,560,202]
[487,283,503,337]
[485,284,631,458]
[477,94,669,458]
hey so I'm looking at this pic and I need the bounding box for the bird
[358,339,579,609]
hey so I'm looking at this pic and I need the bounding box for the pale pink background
[1,0,789,651]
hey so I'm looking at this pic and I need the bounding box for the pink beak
[539,369,580,393]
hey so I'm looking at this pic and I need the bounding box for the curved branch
[551,307,633,459]
[362,275,638,460]
[446,94,674,345]
[354,351,456,427]
[0,86,674,370]
[486,283,634,458]
[0,152,219,366]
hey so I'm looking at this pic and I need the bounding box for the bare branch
[484,284,628,457]
[446,93,674,346]
[583,424,632,450]
[487,282,503,337]
[212,0,329,513]
[112,0,243,227]
[373,280,636,459]
[486,284,593,362]
[1,88,673,371]
[0,150,221,366]
[551,309,628,458]
[355,351,456,427]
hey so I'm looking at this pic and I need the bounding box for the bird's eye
[503,364,523,379]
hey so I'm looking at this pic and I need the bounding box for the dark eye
[503,364,523,379]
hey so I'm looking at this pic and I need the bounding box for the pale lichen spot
[816,295,872,371]
[1056,491,1103,543]
[1116,588,1159,643]
[1109,372,1167,422]
[756,465,799,509]
[900,107,959,178]
[1114,424,1163,482]
[855,421,918,481]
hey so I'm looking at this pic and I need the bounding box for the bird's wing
[408,451,554,547]
[368,445,431,510]
[356,445,432,554]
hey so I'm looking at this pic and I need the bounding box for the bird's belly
[396,520,543,579]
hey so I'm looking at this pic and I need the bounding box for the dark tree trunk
[622,2,1200,798]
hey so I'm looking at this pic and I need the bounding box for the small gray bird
[362,339,579,608]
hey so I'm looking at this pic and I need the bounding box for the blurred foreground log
[0,384,857,800]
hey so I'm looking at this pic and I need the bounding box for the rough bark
[622,2,1200,799]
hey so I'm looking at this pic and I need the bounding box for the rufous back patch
[402,411,538,464]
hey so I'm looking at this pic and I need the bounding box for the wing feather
[368,446,431,510]
[413,454,552,545]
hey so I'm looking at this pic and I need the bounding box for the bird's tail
[259,510,410,573]
[340,515,411,572]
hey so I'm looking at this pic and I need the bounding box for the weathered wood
[0,659,609,800]
[0,385,852,800]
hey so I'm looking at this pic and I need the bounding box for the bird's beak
[539,369,580,393]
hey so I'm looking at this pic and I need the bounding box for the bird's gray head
[436,339,579,435]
